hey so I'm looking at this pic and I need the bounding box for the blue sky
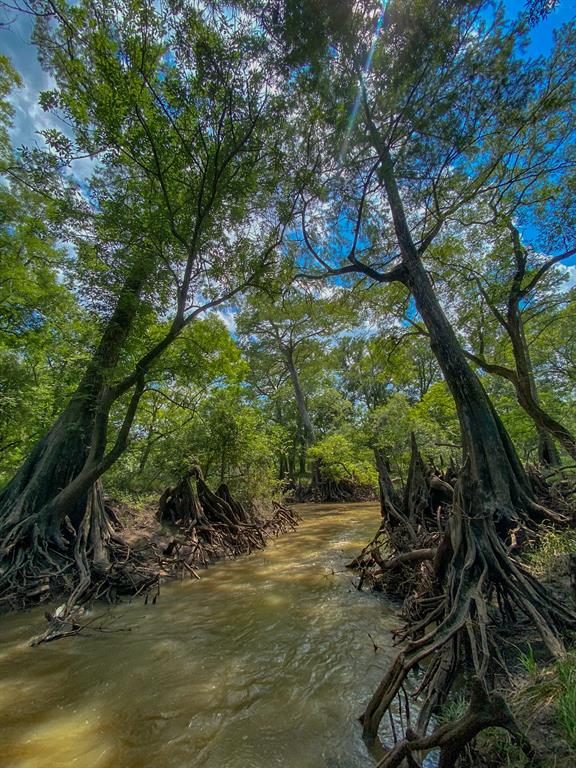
[503,0,576,54]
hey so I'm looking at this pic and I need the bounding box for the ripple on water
[0,503,396,768]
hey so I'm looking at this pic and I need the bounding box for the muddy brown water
[0,503,398,768]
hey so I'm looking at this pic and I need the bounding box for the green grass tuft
[518,643,538,678]
[437,691,468,724]
[556,654,576,749]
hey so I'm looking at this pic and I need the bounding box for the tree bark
[283,346,315,445]
[0,258,152,549]
[354,142,573,754]
[505,221,571,464]
[471,220,573,464]
[373,447,402,516]
[377,149,535,531]
[507,314,572,463]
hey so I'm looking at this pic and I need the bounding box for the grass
[437,691,468,724]
[437,651,576,766]
[435,526,576,766]
[474,728,532,768]
[518,643,538,678]
[556,654,576,749]
[526,527,576,575]
[515,651,576,752]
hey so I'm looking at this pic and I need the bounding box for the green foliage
[556,655,576,749]
[518,644,538,678]
[513,652,576,755]
[1,0,575,513]
[437,692,468,724]
[527,528,576,576]
[308,432,378,487]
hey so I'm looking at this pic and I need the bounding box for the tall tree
[288,0,576,744]
[237,285,352,472]
[0,0,291,606]
[457,217,576,464]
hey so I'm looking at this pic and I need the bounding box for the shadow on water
[0,502,397,768]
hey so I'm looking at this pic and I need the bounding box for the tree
[526,0,560,25]
[237,284,353,476]
[0,0,291,607]
[426,32,576,466]
[460,217,576,464]
[289,0,576,745]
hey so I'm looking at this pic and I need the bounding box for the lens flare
[340,1,388,161]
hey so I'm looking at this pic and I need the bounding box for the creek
[0,502,397,768]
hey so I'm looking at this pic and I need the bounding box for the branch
[464,351,517,383]
[300,202,406,284]
[520,246,576,299]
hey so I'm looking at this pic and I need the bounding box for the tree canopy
[1,0,575,760]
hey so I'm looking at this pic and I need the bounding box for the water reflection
[0,503,396,768]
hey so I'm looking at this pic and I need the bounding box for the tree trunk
[473,221,573,463]
[0,260,152,605]
[505,285,567,464]
[465,349,571,465]
[298,434,307,477]
[377,150,541,531]
[509,319,573,463]
[538,428,561,467]
[356,140,573,754]
[284,347,315,444]
[373,447,402,516]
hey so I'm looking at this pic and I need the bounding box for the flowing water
[0,503,397,768]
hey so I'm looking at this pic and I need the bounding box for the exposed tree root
[350,438,576,764]
[375,678,538,768]
[288,459,377,504]
[0,481,157,614]
[158,466,300,575]
[0,469,300,645]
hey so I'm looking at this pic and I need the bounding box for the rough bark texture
[348,145,576,758]
[0,261,160,622]
[375,678,538,768]
[0,261,151,542]
[350,438,576,758]
[376,148,563,532]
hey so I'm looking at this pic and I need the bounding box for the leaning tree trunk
[378,149,559,530]
[358,148,575,752]
[466,348,570,466]
[512,351,574,464]
[506,302,566,465]
[0,260,151,607]
[505,222,572,464]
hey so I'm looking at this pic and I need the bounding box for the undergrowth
[527,527,576,575]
